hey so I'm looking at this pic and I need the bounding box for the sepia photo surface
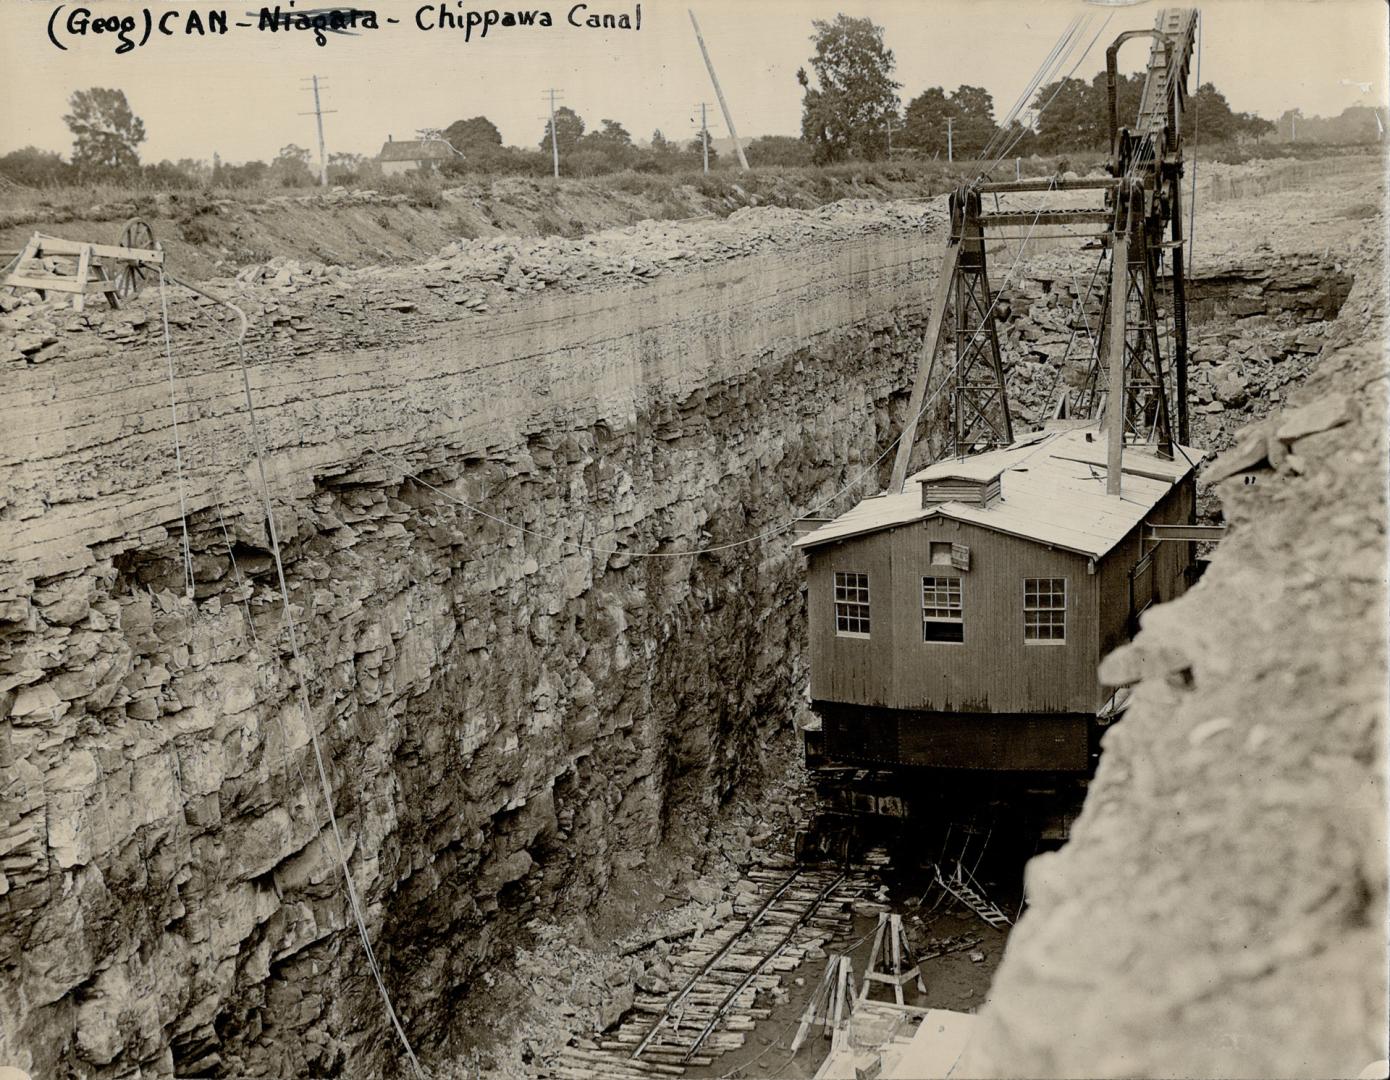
[0,1,1386,1078]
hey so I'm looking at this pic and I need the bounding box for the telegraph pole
[543,88,563,177]
[299,75,336,186]
[886,116,894,158]
[695,103,710,173]
[946,116,954,163]
[688,8,749,171]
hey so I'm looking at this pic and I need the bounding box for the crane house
[793,424,1202,775]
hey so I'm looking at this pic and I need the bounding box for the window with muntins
[834,571,871,636]
[1024,577,1067,642]
[922,577,963,642]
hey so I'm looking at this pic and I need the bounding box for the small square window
[922,577,963,642]
[1024,578,1066,643]
[834,571,871,637]
[929,542,954,567]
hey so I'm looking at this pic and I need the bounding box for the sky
[0,0,1386,164]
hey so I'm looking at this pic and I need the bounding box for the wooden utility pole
[688,8,749,171]
[694,103,710,173]
[299,75,337,186]
[544,88,563,177]
[946,117,954,162]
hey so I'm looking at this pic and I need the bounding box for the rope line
[150,184,1049,1071]
[156,270,196,599]
[160,273,426,1079]
[979,13,1114,181]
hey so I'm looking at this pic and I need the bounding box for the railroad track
[540,862,877,1079]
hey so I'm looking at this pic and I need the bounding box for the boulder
[1275,393,1353,447]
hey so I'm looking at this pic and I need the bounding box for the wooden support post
[889,242,961,493]
[790,957,837,1052]
[73,244,91,314]
[860,912,927,1006]
[830,955,855,1052]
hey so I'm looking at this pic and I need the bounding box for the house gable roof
[793,425,1204,558]
[378,139,454,163]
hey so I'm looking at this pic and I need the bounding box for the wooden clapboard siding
[807,475,1197,720]
[1095,476,1198,687]
[809,518,1098,715]
[922,476,1000,506]
[808,529,897,708]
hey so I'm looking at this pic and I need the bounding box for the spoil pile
[3,198,941,375]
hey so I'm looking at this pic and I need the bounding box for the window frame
[921,575,964,643]
[1023,577,1067,644]
[833,570,872,639]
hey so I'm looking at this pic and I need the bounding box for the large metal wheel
[114,218,157,300]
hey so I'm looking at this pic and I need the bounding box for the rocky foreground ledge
[960,230,1388,1078]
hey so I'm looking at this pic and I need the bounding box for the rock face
[0,205,943,1076]
[958,229,1387,1078]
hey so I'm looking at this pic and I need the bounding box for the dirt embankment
[0,169,952,282]
[2,153,1371,283]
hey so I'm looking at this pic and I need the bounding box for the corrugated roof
[794,425,1204,558]
[378,139,454,163]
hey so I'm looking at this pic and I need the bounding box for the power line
[542,88,564,178]
[692,102,712,173]
[298,75,337,187]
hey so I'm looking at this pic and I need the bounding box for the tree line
[797,14,1275,164]
[0,26,1325,191]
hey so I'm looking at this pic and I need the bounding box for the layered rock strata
[0,207,940,1076]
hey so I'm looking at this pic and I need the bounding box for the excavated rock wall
[0,212,940,1076]
[959,216,1387,1078]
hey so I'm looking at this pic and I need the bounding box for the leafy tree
[443,116,503,154]
[994,119,1038,159]
[746,135,813,167]
[328,151,370,183]
[540,106,585,157]
[796,15,901,163]
[270,143,313,186]
[581,119,635,167]
[221,160,269,188]
[1031,77,1103,152]
[1189,83,1273,142]
[0,146,72,186]
[650,128,673,155]
[947,85,997,159]
[901,87,952,156]
[587,119,632,148]
[687,136,719,163]
[64,88,146,171]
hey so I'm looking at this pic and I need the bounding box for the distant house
[377,136,454,176]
